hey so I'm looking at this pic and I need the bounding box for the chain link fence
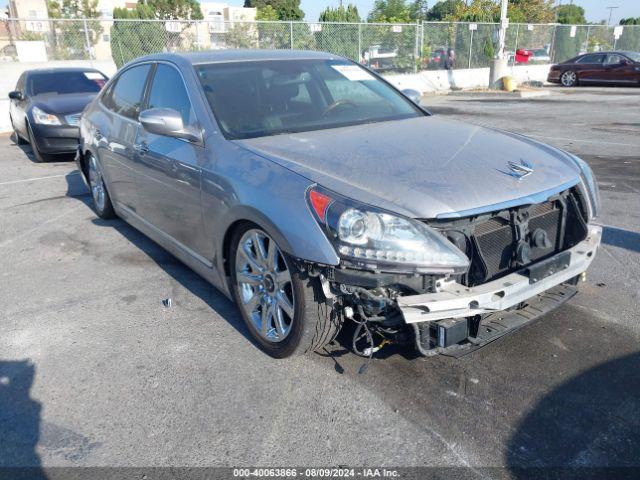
[1,17,639,72]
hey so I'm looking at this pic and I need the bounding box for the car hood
[235,116,582,219]
[31,92,96,115]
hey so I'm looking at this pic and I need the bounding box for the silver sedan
[77,50,601,359]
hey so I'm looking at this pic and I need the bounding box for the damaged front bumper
[398,224,601,324]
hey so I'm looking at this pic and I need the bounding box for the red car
[548,51,640,87]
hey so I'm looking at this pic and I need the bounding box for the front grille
[430,189,588,287]
[64,113,81,126]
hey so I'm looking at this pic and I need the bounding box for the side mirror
[401,88,422,104]
[139,107,201,143]
[8,91,23,101]
[620,58,630,65]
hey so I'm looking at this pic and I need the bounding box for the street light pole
[606,6,618,26]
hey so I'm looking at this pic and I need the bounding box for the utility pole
[606,6,618,25]
[489,0,509,88]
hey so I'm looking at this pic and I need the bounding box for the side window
[604,54,623,65]
[106,64,151,120]
[577,54,604,64]
[147,64,196,127]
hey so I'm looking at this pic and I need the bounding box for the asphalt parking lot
[1,85,639,475]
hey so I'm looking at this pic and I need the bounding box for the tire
[560,70,578,87]
[87,154,116,219]
[27,122,48,163]
[229,224,342,358]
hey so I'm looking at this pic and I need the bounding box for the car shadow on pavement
[507,351,640,476]
[602,226,640,254]
[63,171,258,353]
[0,360,47,479]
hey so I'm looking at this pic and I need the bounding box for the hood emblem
[500,159,534,180]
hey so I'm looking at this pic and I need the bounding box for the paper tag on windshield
[84,72,103,80]
[331,65,374,81]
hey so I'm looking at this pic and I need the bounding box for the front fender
[201,143,340,277]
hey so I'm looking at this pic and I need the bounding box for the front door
[134,63,208,262]
[602,53,636,84]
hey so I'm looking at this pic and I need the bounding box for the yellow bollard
[502,76,517,92]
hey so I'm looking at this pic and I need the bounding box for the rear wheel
[27,122,48,163]
[230,225,342,358]
[88,154,116,219]
[560,70,577,87]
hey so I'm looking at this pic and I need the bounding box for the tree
[318,4,360,22]
[244,0,304,20]
[427,0,462,20]
[110,0,202,68]
[507,0,555,23]
[555,4,586,24]
[368,0,412,23]
[110,4,165,67]
[443,0,554,23]
[256,5,279,20]
[47,0,102,59]
[450,0,499,22]
[316,5,360,61]
[620,17,640,25]
[408,0,429,21]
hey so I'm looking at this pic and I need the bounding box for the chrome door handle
[134,142,149,154]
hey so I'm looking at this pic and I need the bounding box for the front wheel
[560,70,577,87]
[88,154,116,219]
[230,225,342,358]
[27,122,48,163]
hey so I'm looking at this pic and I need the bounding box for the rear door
[603,54,637,84]
[97,64,152,212]
[134,63,209,261]
[575,53,606,83]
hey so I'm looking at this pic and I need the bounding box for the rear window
[624,52,640,62]
[28,71,108,96]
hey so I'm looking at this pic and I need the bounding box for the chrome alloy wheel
[235,229,295,343]
[561,70,577,87]
[88,156,106,211]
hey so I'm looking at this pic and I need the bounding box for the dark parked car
[8,67,108,162]
[548,51,640,87]
[77,50,600,359]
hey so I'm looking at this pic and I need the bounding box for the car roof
[132,49,341,66]
[24,67,105,75]
[578,51,636,56]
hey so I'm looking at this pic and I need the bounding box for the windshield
[196,59,423,139]
[28,71,107,96]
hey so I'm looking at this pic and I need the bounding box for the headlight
[570,154,600,219]
[307,187,469,274]
[32,106,61,126]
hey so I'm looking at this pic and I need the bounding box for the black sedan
[548,51,640,87]
[9,68,108,162]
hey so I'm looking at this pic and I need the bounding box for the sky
[296,0,639,24]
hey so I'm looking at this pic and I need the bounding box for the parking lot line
[0,171,79,186]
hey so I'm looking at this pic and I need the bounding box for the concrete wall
[0,60,551,133]
[385,64,552,93]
